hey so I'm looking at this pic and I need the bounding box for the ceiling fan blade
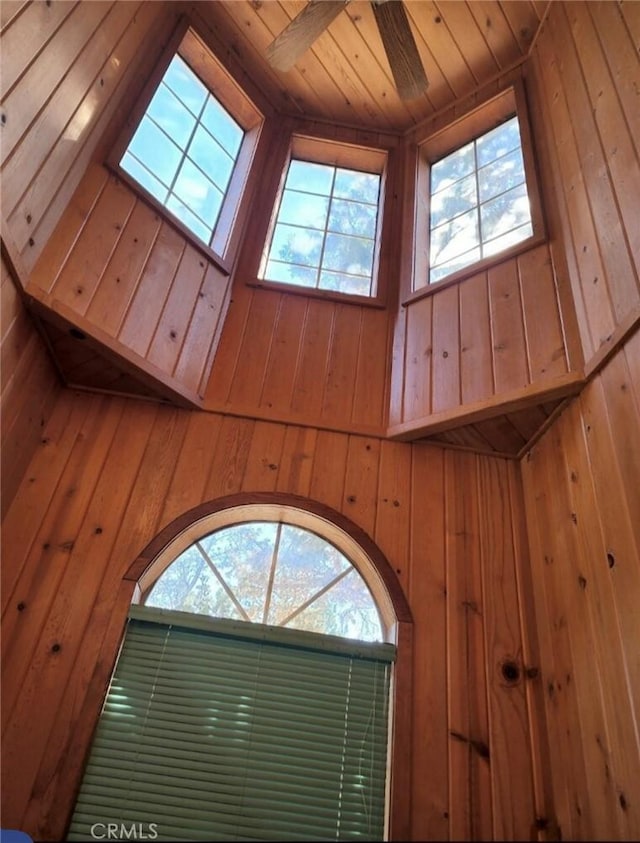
[265,1,349,72]
[371,0,428,100]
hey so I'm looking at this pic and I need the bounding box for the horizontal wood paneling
[0,0,179,274]
[391,243,573,431]
[0,255,59,518]
[1,389,545,842]
[521,330,640,841]
[528,0,640,364]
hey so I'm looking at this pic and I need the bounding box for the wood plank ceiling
[194,0,548,132]
[24,0,553,459]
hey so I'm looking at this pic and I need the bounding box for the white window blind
[68,606,395,841]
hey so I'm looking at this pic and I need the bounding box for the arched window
[68,500,409,842]
[143,520,384,642]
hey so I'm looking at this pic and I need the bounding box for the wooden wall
[521,330,640,840]
[1,390,550,842]
[204,281,392,435]
[390,243,575,429]
[0,0,178,276]
[518,6,640,838]
[202,114,401,436]
[526,0,640,364]
[387,61,583,435]
[27,163,232,400]
[0,255,60,518]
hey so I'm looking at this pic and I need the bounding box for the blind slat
[69,607,392,841]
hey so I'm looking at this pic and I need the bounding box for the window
[258,137,387,299]
[429,115,532,283]
[111,27,263,265]
[67,506,399,841]
[68,607,393,842]
[413,83,544,291]
[120,54,243,247]
[144,520,385,642]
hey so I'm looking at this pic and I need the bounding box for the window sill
[247,277,387,309]
[402,231,546,307]
[107,163,233,277]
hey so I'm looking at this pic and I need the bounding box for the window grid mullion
[315,166,337,289]
[165,93,209,205]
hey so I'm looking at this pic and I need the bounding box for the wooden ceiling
[192,0,549,133]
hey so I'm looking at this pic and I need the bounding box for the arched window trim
[123,492,414,840]
[135,502,396,642]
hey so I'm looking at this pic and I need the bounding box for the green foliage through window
[261,160,381,297]
[429,115,533,283]
[145,521,384,642]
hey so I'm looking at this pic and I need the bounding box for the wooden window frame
[107,18,264,276]
[407,80,545,304]
[249,134,392,309]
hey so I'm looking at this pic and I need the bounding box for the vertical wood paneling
[145,244,209,376]
[477,456,536,840]
[27,165,234,403]
[431,283,461,413]
[84,201,162,334]
[259,295,307,413]
[445,450,492,841]
[518,247,568,381]
[351,305,389,427]
[49,174,137,313]
[530,1,640,363]
[18,404,191,843]
[460,271,494,404]
[549,4,639,323]
[0,0,79,97]
[0,256,59,518]
[1,3,102,164]
[321,304,360,423]
[408,443,449,841]
[403,293,433,420]
[1,389,543,841]
[394,242,574,430]
[118,220,187,357]
[207,287,391,433]
[521,335,640,841]
[288,296,334,409]
[489,259,529,393]
[1,0,176,269]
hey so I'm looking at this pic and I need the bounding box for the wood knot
[346,495,356,503]
[51,643,61,653]
[607,552,615,569]
[17,602,26,612]
[501,660,520,684]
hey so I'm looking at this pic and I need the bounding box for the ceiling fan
[265,0,429,101]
